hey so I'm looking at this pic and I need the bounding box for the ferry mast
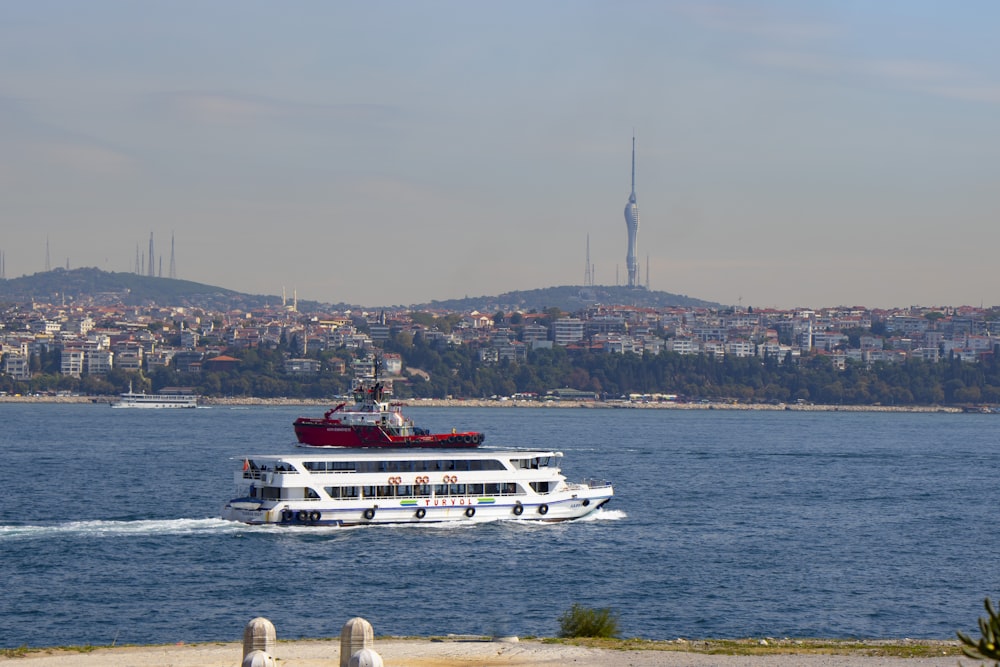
[623,136,640,288]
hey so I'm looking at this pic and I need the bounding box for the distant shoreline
[0,394,966,413]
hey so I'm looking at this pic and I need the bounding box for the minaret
[584,235,592,286]
[623,136,640,288]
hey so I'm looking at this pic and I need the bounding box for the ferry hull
[222,488,613,527]
[293,419,484,448]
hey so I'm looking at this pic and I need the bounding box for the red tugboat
[293,356,485,448]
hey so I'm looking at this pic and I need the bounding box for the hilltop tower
[148,232,155,277]
[169,233,177,279]
[623,136,640,288]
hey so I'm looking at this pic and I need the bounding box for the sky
[2,1,999,310]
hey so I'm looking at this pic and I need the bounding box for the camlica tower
[623,136,640,288]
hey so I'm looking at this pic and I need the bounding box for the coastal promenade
[0,394,964,413]
[0,638,965,667]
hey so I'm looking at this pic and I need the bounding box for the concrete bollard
[349,647,384,667]
[242,649,276,667]
[340,617,374,667]
[242,617,276,658]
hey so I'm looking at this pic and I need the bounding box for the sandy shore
[0,638,966,666]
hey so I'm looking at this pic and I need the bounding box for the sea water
[1,403,998,648]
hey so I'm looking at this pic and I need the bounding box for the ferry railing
[242,468,298,482]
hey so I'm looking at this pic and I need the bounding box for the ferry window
[332,461,356,472]
[326,486,359,499]
[530,481,550,493]
[305,487,320,500]
[262,487,281,501]
[484,483,500,495]
[503,482,519,495]
[434,484,448,495]
[466,483,484,496]
[397,484,412,496]
[469,460,505,471]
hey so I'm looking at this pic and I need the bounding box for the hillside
[0,267,298,312]
[0,268,719,314]
[416,285,720,313]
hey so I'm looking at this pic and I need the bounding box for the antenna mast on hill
[169,233,177,279]
[148,232,155,277]
[45,237,51,271]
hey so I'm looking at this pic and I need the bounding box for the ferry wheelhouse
[221,449,612,526]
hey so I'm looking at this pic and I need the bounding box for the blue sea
[2,403,998,648]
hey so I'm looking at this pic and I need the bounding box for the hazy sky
[2,2,999,309]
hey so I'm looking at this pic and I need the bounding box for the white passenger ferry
[110,383,198,409]
[221,448,613,526]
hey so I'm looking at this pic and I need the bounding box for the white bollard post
[242,649,276,667]
[340,617,374,667]
[242,617,276,658]
[349,647,384,667]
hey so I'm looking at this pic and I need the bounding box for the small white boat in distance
[110,382,198,409]
[221,448,613,526]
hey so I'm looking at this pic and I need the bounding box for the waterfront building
[552,318,585,346]
[60,347,84,377]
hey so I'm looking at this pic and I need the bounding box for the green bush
[958,597,1000,664]
[557,603,620,638]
